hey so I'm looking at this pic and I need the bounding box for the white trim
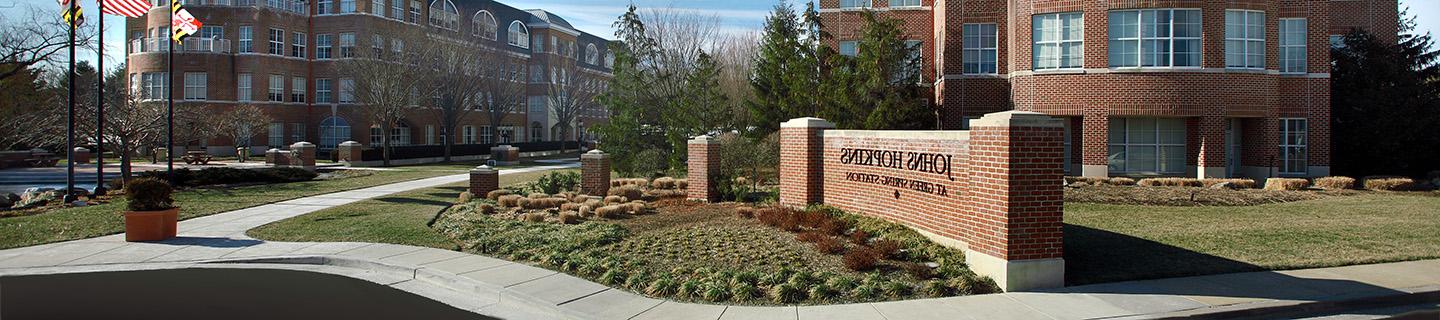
[818,6,932,13]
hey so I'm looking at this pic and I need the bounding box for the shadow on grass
[1060,224,1404,302]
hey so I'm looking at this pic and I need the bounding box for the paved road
[0,162,1435,319]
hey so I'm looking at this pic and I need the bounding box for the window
[1108,9,1202,68]
[569,42,577,59]
[237,73,252,102]
[369,127,383,145]
[508,21,529,48]
[371,0,383,16]
[316,34,333,59]
[290,77,306,103]
[199,26,223,40]
[480,125,493,144]
[392,39,403,56]
[1279,118,1308,174]
[390,123,412,146]
[408,0,420,24]
[239,26,253,53]
[317,0,330,14]
[391,0,402,19]
[462,125,475,144]
[551,36,558,53]
[530,122,543,142]
[839,0,869,9]
[428,0,458,30]
[291,32,306,58]
[183,72,206,100]
[1108,118,1186,174]
[339,0,354,13]
[585,43,599,64]
[142,72,168,100]
[889,0,919,7]
[605,53,614,68]
[372,35,383,57]
[339,78,355,103]
[530,64,543,83]
[838,41,858,56]
[1032,12,1084,70]
[290,123,306,143]
[268,123,284,147]
[268,74,284,101]
[963,23,998,74]
[497,126,515,143]
[532,34,545,52]
[1329,34,1345,49]
[474,11,497,40]
[315,78,333,103]
[1279,18,1307,74]
[268,28,284,55]
[425,125,435,145]
[319,117,350,149]
[339,32,355,58]
[1226,10,1266,69]
[902,40,923,82]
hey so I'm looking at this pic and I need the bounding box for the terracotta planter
[124,207,179,242]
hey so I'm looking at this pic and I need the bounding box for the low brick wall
[779,111,1065,291]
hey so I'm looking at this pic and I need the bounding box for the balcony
[129,38,232,54]
[183,0,308,15]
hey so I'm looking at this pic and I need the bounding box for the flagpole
[166,0,175,186]
[64,0,78,203]
[95,0,107,196]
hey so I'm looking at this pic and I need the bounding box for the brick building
[125,0,614,155]
[819,0,1399,179]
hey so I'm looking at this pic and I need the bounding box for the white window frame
[237,73,252,102]
[1225,9,1266,69]
[315,78,333,104]
[268,28,284,55]
[508,21,529,48]
[474,11,497,40]
[391,0,402,19]
[183,72,207,100]
[238,26,253,53]
[1108,9,1203,68]
[316,34,333,59]
[339,0,354,13]
[1279,118,1308,175]
[339,78,355,103]
[371,0,384,16]
[963,23,998,74]
[268,122,285,147]
[142,72,168,100]
[317,0,331,14]
[291,31,306,58]
[1032,12,1085,70]
[839,0,870,9]
[425,125,435,145]
[586,43,598,64]
[1278,18,1308,74]
[1107,117,1188,174]
[427,0,458,30]
[889,0,919,7]
[838,40,858,57]
[339,33,355,58]
[290,123,306,144]
[291,77,306,103]
[480,125,493,144]
[462,125,475,144]
[268,74,284,101]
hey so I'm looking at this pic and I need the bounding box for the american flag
[100,0,152,17]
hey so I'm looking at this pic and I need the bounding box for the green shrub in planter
[124,178,175,211]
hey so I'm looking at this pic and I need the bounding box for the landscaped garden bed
[432,175,997,305]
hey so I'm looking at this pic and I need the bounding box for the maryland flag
[59,0,84,28]
[170,0,202,43]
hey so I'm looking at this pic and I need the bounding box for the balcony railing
[181,0,307,15]
[129,38,232,54]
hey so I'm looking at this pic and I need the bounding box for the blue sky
[1,0,1436,72]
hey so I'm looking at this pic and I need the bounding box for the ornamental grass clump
[1201,178,1257,189]
[1138,177,1204,187]
[1314,176,1357,190]
[124,178,175,212]
[475,203,496,215]
[486,189,512,200]
[651,177,678,190]
[497,194,522,207]
[1363,176,1415,191]
[1107,177,1137,186]
[843,248,880,271]
[608,185,644,202]
[815,237,846,255]
[1264,178,1310,191]
[456,191,473,204]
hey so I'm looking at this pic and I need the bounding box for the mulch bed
[1065,185,1360,206]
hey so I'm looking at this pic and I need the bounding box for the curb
[1121,286,1440,320]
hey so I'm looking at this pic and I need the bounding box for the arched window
[507,21,529,48]
[472,10,496,40]
[530,121,543,142]
[585,43,598,64]
[318,116,351,149]
[427,0,458,30]
[605,53,614,68]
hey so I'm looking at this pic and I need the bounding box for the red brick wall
[468,167,498,196]
[779,113,1063,261]
[581,151,610,197]
[686,137,720,202]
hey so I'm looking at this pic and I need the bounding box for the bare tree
[474,44,528,145]
[0,5,97,83]
[338,28,432,166]
[713,32,760,130]
[213,104,270,161]
[422,37,484,161]
[545,56,606,153]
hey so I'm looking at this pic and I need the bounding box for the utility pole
[95,0,107,196]
[63,0,78,203]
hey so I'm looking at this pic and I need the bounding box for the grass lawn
[0,163,520,250]
[1065,192,1440,285]
[247,169,577,249]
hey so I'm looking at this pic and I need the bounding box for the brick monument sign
[778,111,1065,291]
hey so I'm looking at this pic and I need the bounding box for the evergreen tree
[747,0,811,137]
[819,11,931,130]
[1331,9,1440,178]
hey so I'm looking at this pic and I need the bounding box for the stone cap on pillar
[688,135,717,145]
[266,148,281,153]
[338,141,363,147]
[781,117,837,129]
[491,145,518,151]
[581,149,608,159]
[291,141,316,149]
[470,164,498,174]
[73,147,89,152]
[969,111,1063,128]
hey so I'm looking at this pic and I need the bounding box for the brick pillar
[73,147,91,164]
[1080,106,1109,178]
[778,118,834,207]
[686,135,720,202]
[337,141,363,163]
[491,145,519,165]
[469,165,499,196]
[1196,107,1228,178]
[266,149,290,166]
[966,111,1066,291]
[291,141,316,171]
[1241,116,1279,180]
[581,149,610,196]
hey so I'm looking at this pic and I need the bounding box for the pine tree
[819,11,931,130]
[1330,8,1440,177]
[747,0,811,137]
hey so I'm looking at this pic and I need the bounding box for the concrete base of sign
[1081,165,1109,178]
[1197,166,1227,179]
[908,226,1064,292]
[1240,165,1276,180]
[1308,166,1331,177]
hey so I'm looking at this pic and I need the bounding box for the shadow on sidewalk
[1059,224,1406,301]
[146,237,264,248]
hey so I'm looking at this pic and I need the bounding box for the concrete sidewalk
[0,162,1435,319]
